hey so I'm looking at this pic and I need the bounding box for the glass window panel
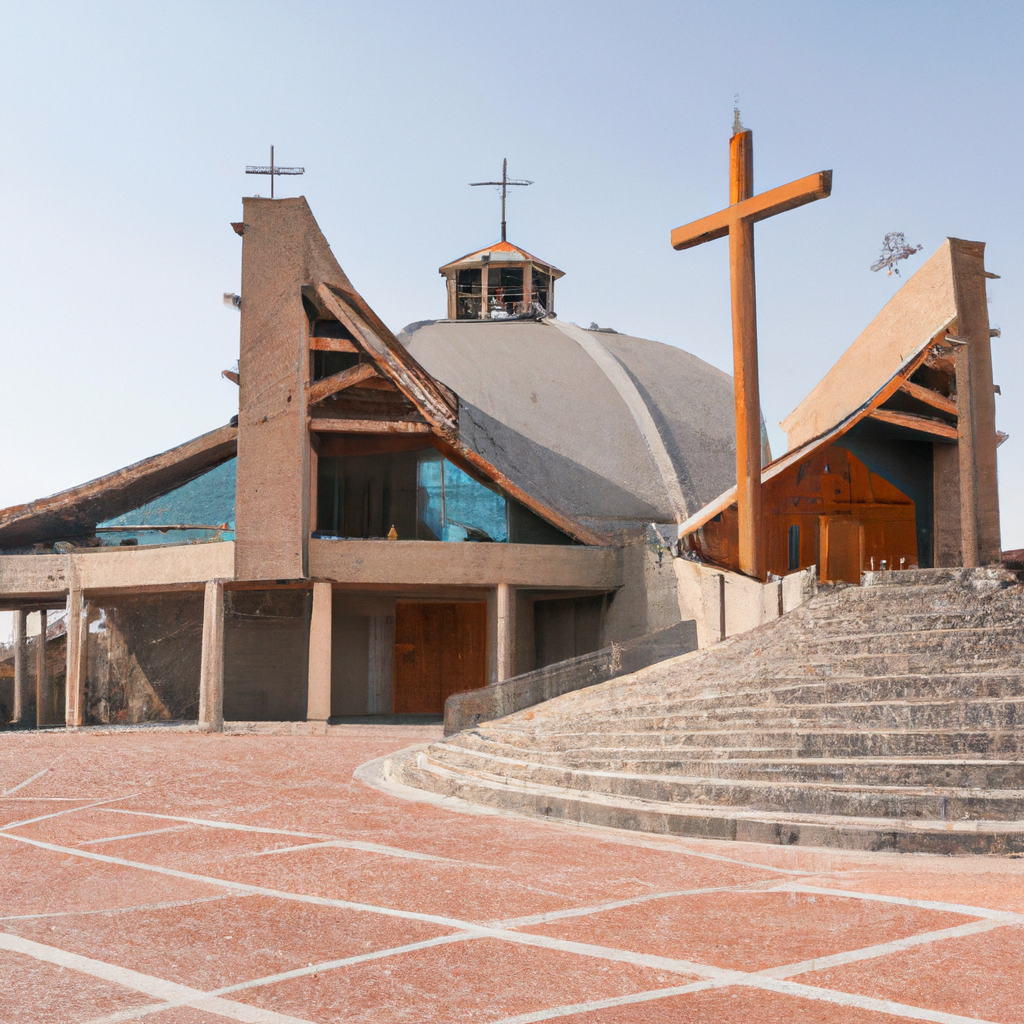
[440,461,508,543]
[416,452,444,540]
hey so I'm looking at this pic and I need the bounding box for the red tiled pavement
[1,726,1023,1024]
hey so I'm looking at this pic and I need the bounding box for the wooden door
[392,602,487,713]
[821,516,863,583]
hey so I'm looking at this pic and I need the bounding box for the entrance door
[392,602,487,713]
[822,516,863,583]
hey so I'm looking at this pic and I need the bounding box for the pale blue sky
[2,0,1022,554]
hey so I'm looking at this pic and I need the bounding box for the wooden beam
[897,379,957,417]
[309,418,432,434]
[868,409,958,440]
[672,170,832,250]
[307,362,381,405]
[309,336,359,353]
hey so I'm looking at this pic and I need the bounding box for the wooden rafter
[897,379,957,417]
[309,418,431,434]
[867,409,958,440]
[306,362,381,405]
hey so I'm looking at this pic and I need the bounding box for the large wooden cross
[672,130,832,579]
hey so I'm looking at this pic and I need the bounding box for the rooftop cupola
[439,241,564,320]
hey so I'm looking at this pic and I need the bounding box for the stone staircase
[383,568,1024,854]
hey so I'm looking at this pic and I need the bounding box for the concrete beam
[64,590,88,727]
[0,543,235,600]
[307,582,332,722]
[198,581,225,731]
[308,539,621,590]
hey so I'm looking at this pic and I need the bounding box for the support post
[307,582,332,722]
[64,590,88,727]
[198,581,225,731]
[496,583,516,682]
[35,610,49,728]
[728,130,764,580]
[12,610,27,725]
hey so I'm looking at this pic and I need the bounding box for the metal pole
[501,158,507,241]
[270,145,275,199]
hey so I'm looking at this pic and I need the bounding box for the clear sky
[1,1,1022,564]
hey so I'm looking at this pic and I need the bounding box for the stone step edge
[428,743,1024,801]
[385,752,1024,856]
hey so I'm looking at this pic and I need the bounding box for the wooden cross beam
[671,130,831,579]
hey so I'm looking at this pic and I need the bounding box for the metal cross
[246,145,304,199]
[470,158,533,242]
[671,128,832,580]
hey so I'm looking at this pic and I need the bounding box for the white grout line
[486,979,722,1023]
[78,825,191,847]
[494,880,781,929]
[0,795,137,833]
[780,882,1024,922]
[78,933,483,1024]
[1,767,50,795]
[96,808,336,841]
[0,892,240,922]
[0,932,316,1024]
[247,838,498,868]
[757,915,1018,979]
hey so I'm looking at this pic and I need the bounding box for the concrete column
[64,590,88,727]
[496,583,516,682]
[306,582,332,722]
[198,581,225,731]
[35,610,49,728]
[12,610,27,725]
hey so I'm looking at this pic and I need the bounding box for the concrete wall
[674,558,818,648]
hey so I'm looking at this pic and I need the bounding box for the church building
[0,196,738,728]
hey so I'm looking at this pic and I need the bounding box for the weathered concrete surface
[675,560,817,648]
[308,538,621,589]
[390,568,1024,854]
[444,619,698,735]
[0,543,234,602]
[3,727,1024,1023]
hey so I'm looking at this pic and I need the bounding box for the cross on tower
[671,127,832,580]
[470,158,533,242]
[246,145,304,199]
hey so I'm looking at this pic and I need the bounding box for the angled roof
[439,240,564,278]
[398,318,738,530]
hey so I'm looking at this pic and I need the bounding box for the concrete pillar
[35,610,48,728]
[12,610,27,725]
[198,581,225,731]
[64,590,88,727]
[496,583,516,682]
[306,582,332,721]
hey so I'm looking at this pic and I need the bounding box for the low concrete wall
[674,559,817,648]
[308,538,622,590]
[0,542,235,602]
[444,619,698,735]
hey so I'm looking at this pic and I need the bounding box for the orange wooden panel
[393,602,487,714]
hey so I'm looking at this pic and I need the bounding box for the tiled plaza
[2,727,1022,1023]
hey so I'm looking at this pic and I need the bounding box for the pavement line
[0,932,315,1024]
[782,882,1024,922]
[80,933,482,1024]
[0,795,136,832]
[496,880,779,928]
[78,825,191,847]
[0,892,239,922]
[487,980,721,1023]
[745,976,1003,1024]
[2,767,50,795]
[248,837,496,867]
[758,915,1016,979]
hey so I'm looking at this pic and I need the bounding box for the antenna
[245,145,304,199]
[470,158,533,241]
